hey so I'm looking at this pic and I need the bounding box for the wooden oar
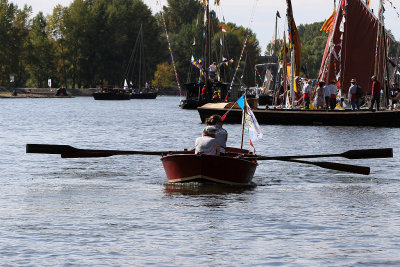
[282,158,370,175]
[26,144,380,175]
[26,144,190,158]
[244,148,393,161]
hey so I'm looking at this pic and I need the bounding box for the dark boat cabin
[180,81,230,109]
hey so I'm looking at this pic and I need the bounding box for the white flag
[245,105,263,142]
[237,96,263,145]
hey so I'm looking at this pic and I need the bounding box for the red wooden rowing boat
[161,147,258,185]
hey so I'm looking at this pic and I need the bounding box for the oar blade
[26,144,77,154]
[312,161,370,175]
[285,159,370,175]
[341,148,393,159]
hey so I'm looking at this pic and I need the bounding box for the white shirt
[194,136,219,155]
[303,84,311,94]
[325,84,337,96]
[214,125,228,153]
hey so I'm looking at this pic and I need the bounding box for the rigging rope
[157,0,182,96]
[229,0,259,94]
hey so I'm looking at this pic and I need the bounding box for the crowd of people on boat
[295,75,400,111]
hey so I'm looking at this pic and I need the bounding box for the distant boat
[197,0,400,126]
[123,25,158,100]
[93,86,130,100]
[197,102,400,127]
[179,81,229,109]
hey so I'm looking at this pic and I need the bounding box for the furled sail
[285,0,301,99]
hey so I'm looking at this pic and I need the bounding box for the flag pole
[240,89,247,149]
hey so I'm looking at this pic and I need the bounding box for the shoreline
[0,87,180,98]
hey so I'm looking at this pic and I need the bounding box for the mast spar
[375,0,390,107]
[204,3,211,87]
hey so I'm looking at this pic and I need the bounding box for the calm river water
[1,96,399,266]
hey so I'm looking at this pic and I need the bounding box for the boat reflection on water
[163,182,256,196]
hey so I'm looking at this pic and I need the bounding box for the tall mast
[273,12,278,57]
[320,0,339,84]
[138,25,142,91]
[374,0,387,106]
[204,3,211,84]
[290,48,295,107]
[272,11,280,98]
[374,0,384,76]
[282,30,287,105]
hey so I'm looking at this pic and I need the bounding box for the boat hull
[198,104,400,127]
[130,92,157,99]
[93,92,130,100]
[161,152,257,185]
[180,99,206,109]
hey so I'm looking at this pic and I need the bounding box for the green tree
[47,0,165,88]
[297,22,327,78]
[47,4,70,88]
[161,0,202,34]
[152,62,175,89]
[26,12,57,87]
[0,0,31,86]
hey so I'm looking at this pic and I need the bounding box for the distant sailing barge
[198,0,400,128]
[198,103,400,127]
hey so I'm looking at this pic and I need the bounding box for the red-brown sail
[318,0,387,95]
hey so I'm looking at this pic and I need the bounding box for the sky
[11,0,400,54]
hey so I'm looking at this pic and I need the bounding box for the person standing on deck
[302,80,312,109]
[201,86,207,100]
[323,80,331,110]
[389,82,400,109]
[348,78,361,110]
[328,80,338,110]
[205,115,228,155]
[275,81,285,105]
[314,81,326,109]
[369,75,381,111]
[195,126,220,156]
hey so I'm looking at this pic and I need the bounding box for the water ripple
[1,97,400,266]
